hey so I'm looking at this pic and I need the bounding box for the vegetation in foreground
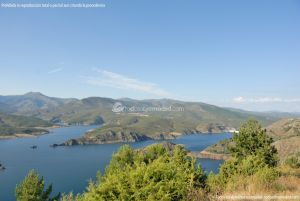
[15,170,60,201]
[15,119,300,201]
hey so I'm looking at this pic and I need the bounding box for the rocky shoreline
[61,120,236,146]
[59,132,177,146]
[0,130,50,140]
[57,128,233,146]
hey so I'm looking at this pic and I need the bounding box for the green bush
[207,172,225,194]
[230,119,278,167]
[254,166,279,186]
[15,170,60,201]
[76,144,207,201]
[285,156,300,168]
[208,119,280,193]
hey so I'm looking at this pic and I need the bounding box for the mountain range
[1,92,298,141]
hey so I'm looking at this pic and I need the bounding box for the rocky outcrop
[0,163,5,170]
[195,123,228,134]
[152,133,176,140]
[62,139,81,146]
[61,131,177,146]
[59,122,231,147]
[60,125,231,147]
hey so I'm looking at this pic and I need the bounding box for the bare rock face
[152,134,176,140]
[62,131,154,145]
[62,139,81,146]
[92,131,153,143]
[195,123,227,133]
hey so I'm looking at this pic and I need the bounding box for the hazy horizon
[0,91,299,114]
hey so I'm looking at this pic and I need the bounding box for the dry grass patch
[218,169,300,201]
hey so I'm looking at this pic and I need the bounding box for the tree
[76,143,207,201]
[207,119,280,193]
[15,170,60,201]
[230,119,278,167]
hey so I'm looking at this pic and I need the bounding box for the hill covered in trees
[0,92,285,126]
[1,92,299,145]
[0,112,52,138]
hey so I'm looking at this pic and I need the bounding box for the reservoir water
[0,126,231,201]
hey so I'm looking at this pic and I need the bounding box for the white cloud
[85,69,171,97]
[47,68,63,74]
[233,96,246,103]
[233,96,300,103]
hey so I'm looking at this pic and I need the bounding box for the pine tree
[15,170,60,201]
[230,119,278,167]
[77,143,207,200]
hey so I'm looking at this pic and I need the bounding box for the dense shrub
[230,119,278,167]
[15,170,60,201]
[71,144,207,201]
[208,119,280,194]
[285,156,300,168]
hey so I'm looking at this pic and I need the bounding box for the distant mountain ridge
[0,92,76,114]
[0,92,298,142]
[224,107,300,118]
[0,92,290,127]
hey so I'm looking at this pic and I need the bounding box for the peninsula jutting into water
[0,125,231,201]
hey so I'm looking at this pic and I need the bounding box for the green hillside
[0,92,285,126]
[202,118,300,162]
[0,112,51,137]
[269,118,300,161]
[63,103,281,145]
[1,92,297,143]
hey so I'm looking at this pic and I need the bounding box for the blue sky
[0,0,300,112]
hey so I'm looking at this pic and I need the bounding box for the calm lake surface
[0,126,231,201]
